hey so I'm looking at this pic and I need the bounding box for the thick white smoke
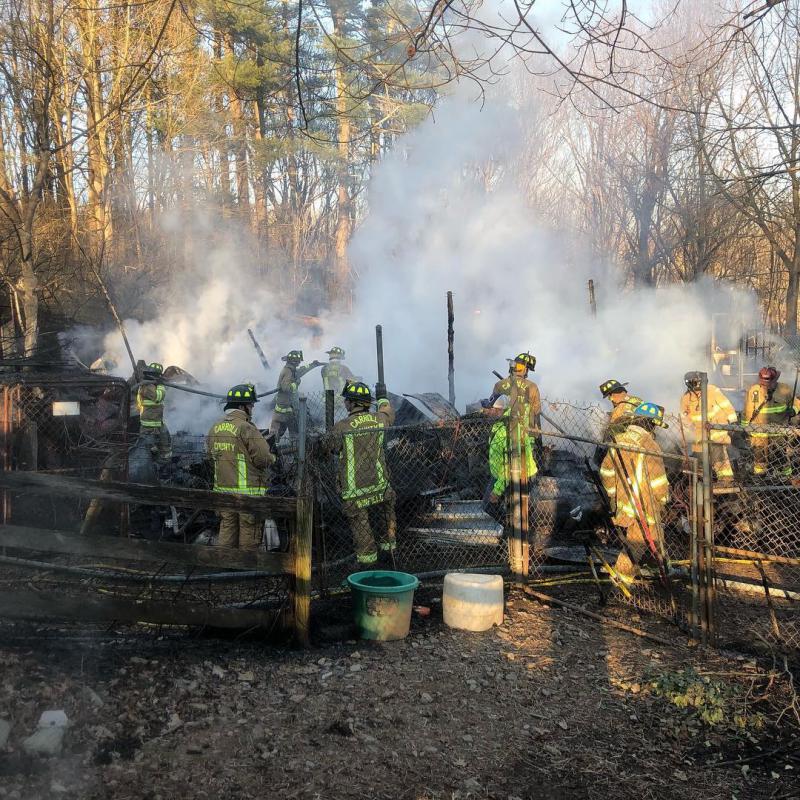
[321,81,761,412]
[96,75,760,433]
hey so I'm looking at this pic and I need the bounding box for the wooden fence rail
[0,471,312,643]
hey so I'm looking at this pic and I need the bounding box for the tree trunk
[330,0,352,308]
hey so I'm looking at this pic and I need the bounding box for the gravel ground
[0,587,798,800]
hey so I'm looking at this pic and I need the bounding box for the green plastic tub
[346,570,420,641]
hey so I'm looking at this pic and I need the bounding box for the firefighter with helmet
[600,401,670,577]
[327,380,397,567]
[599,379,642,427]
[680,372,738,481]
[595,379,642,464]
[207,384,276,550]
[269,350,323,441]
[483,352,541,430]
[743,366,800,477]
[137,362,172,462]
[321,346,354,397]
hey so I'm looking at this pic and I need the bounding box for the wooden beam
[0,524,294,574]
[292,492,313,646]
[0,589,288,631]
[0,470,296,516]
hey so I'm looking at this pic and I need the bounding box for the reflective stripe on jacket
[207,409,275,495]
[743,382,800,432]
[488,417,538,496]
[600,424,668,528]
[137,383,165,428]
[330,400,395,509]
[680,385,738,446]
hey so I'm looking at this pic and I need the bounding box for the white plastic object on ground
[443,573,504,632]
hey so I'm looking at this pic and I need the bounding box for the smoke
[94,72,761,433]
[320,80,761,412]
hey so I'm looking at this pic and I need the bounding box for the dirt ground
[0,587,798,800]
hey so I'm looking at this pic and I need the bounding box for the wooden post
[588,279,597,318]
[699,373,717,645]
[325,389,334,431]
[375,325,385,389]
[506,382,529,583]
[293,396,312,646]
[447,291,456,408]
[689,467,701,641]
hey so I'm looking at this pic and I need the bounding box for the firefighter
[136,362,171,462]
[328,380,396,567]
[269,350,322,441]
[484,405,538,525]
[483,352,541,429]
[600,401,670,576]
[321,346,354,396]
[594,379,642,464]
[680,372,738,481]
[599,379,642,427]
[743,366,800,478]
[207,384,276,551]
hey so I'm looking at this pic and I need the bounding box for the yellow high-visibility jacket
[680,385,738,446]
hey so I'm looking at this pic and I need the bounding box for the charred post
[325,389,335,431]
[447,291,455,408]
[588,279,597,318]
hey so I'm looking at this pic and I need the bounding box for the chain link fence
[0,374,130,532]
[708,413,800,655]
[308,397,701,636]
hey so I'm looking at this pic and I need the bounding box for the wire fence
[308,399,701,636]
[5,371,799,657]
[707,413,800,655]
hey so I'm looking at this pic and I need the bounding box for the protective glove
[311,360,324,369]
[480,398,492,409]
[375,382,387,401]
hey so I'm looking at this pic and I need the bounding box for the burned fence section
[0,471,313,643]
[707,410,800,655]
[0,373,130,533]
[308,400,703,638]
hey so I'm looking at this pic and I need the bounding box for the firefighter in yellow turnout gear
[680,372,737,480]
[743,366,800,478]
[599,379,642,427]
[207,384,276,551]
[321,346,354,396]
[329,381,397,566]
[484,352,541,431]
[269,350,323,441]
[136,362,171,462]
[600,402,670,576]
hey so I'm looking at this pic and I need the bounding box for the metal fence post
[699,373,717,645]
[293,396,312,646]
